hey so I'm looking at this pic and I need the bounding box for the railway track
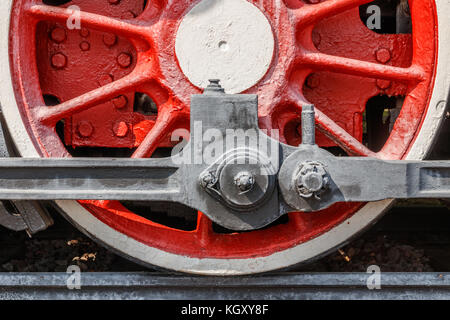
[1,201,449,300]
[1,272,450,300]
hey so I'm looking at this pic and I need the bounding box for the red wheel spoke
[314,107,376,157]
[37,73,148,125]
[26,3,148,42]
[300,51,425,82]
[294,0,372,27]
[132,108,182,159]
[196,213,213,247]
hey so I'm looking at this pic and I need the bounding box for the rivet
[295,162,330,199]
[80,41,90,51]
[113,121,129,137]
[376,79,391,90]
[112,95,128,109]
[117,53,132,68]
[80,28,90,38]
[50,27,67,43]
[376,48,391,64]
[121,11,137,19]
[77,121,94,138]
[103,34,118,47]
[98,74,114,87]
[306,73,320,89]
[51,53,67,69]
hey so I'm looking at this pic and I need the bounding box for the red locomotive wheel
[1,0,448,274]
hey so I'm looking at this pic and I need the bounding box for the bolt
[376,79,391,90]
[295,162,329,199]
[117,53,132,68]
[204,79,225,94]
[77,121,94,138]
[113,121,129,137]
[98,74,114,87]
[80,28,90,38]
[234,171,256,194]
[375,48,391,64]
[302,171,324,192]
[112,95,128,109]
[80,41,90,51]
[50,27,67,43]
[306,73,320,89]
[103,34,118,47]
[199,172,217,189]
[51,53,67,69]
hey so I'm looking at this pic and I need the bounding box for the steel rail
[1,272,450,300]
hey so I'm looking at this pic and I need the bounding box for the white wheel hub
[175,0,275,93]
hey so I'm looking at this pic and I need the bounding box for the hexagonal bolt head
[375,48,391,64]
[295,162,330,199]
[199,171,217,189]
[234,171,256,194]
[50,27,67,43]
[117,53,132,68]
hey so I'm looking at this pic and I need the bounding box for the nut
[80,41,90,51]
[50,27,67,43]
[103,34,118,47]
[234,171,256,194]
[199,172,217,189]
[117,53,132,68]
[113,121,129,137]
[112,95,128,109]
[375,48,391,64]
[77,121,94,138]
[376,79,391,90]
[51,53,67,69]
[295,161,330,199]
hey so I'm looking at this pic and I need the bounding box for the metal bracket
[279,144,450,212]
